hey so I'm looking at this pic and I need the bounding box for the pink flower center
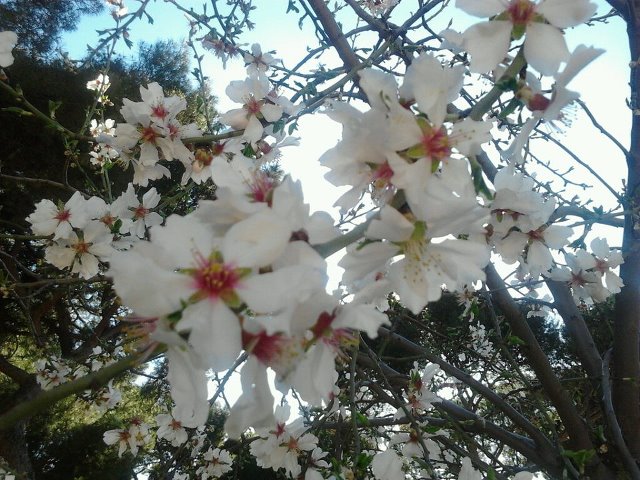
[421,125,451,161]
[100,214,115,227]
[193,257,240,300]
[571,271,589,287]
[244,96,262,115]
[249,172,276,205]
[140,126,158,143]
[73,241,90,255]
[212,142,225,156]
[372,161,394,189]
[528,93,551,112]
[55,209,71,222]
[151,104,169,120]
[243,330,286,364]
[507,0,536,26]
[133,205,149,219]
[167,123,179,140]
[595,258,609,274]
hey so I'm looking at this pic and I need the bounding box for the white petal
[260,103,284,122]
[243,114,264,144]
[556,44,604,87]
[524,23,570,76]
[463,21,512,73]
[366,206,414,242]
[537,0,597,28]
[179,301,242,371]
[166,347,209,428]
[456,0,505,17]
[222,210,290,268]
[225,357,275,437]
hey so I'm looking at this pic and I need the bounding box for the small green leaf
[507,335,526,346]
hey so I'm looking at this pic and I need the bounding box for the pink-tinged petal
[537,0,597,28]
[590,237,610,259]
[142,187,161,209]
[524,23,570,76]
[179,301,242,371]
[139,142,160,166]
[260,103,283,123]
[359,68,399,111]
[575,249,597,270]
[463,21,512,73]
[340,241,398,285]
[74,253,100,279]
[241,266,325,320]
[497,231,529,263]
[389,258,444,314]
[151,214,218,268]
[456,0,506,18]
[371,450,405,480]
[225,357,275,437]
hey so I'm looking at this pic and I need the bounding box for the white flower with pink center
[221,75,284,145]
[27,191,89,240]
[109,211,315,371]
[116,183,163,238]
[457,0,597,75]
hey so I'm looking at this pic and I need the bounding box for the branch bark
[485,266,599,455]
[613,0,640,459]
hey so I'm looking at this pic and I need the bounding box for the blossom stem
[0,80,93,142]
[470,49,526,121]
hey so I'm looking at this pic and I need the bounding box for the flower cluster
[26,182,165,278]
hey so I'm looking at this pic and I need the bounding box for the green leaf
[507,335,526,346]
[561,449,595,474]
[498,98,523,120]
[355,412,369,426]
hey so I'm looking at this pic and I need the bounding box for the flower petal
[524,23,570,76]
[537,0,597,28]
[462,21,512,73]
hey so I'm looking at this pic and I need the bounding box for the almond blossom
[156,410,189,447]
[44,221,114,279]
[249,406,320,478]
[197,448,234,479]
[27,191,89,240]
[103,419,151,457]
[220,74,284,145]
[116,183,163,238]
[244,43,280,74]
[457,0,597,75]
